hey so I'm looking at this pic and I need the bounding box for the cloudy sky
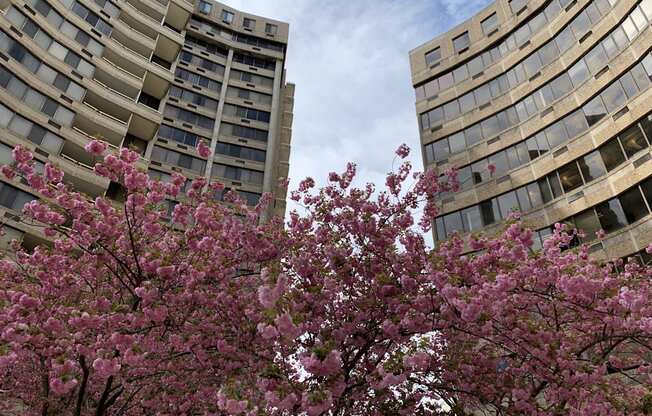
[226,0,491,209]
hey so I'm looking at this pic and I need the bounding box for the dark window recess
[138,92,161,111]
[151,55,172,69]
[123,134,147,155]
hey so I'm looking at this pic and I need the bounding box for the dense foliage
[0,142,651,415]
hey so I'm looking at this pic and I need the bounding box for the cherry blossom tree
[0,141,651,415]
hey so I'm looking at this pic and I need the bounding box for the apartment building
[410,0,652,262]
[0,0,294,249]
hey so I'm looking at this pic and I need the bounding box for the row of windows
[420,0,644,125]
[151,145,207,173]
[425,38,652,164]
[432,54,652,192]
[90,0,119,18]
[23,0,104,57]
[157,124,207,147]
[163,105,214,130]
[435,114,652,240]
[214,188,261,206]
[169,86,219,111]
[196,0,278,35]
[69,0,112,35]
[0,181,37,213]
[174,67,222,92]
[211,163,263,185]
[223,103,270,123]
[226,85,272,106]
[4,7,95,78]
[189,17,284,52]
[0,102,65,154]
[179,50,226,76]
[418,0,617,99]
[219,122,268,142]
[148,169,189,192]
[229,68,274,89]
[185,36,229,58]
[0,65,75,127]
[216,142,265,162]
[0,30,85,101]
[232,52,276,71]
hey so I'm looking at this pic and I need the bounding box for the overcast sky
[226,0,491,213]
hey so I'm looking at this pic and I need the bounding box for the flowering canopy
[0,142,651,415]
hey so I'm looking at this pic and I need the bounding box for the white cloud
[223,0,492,244]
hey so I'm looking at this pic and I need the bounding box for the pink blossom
[92,358,121,378]
[197,140,211,158]
[84,140,107,156]
[12,145,33,164]
[395,143,410,159]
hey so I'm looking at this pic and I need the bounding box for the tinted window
[558,162,583,192]
[601,81,626,113]
[425,48,441,66]
[453,32,470,53]
[578,150,606,182]
[574,209,602,242]
[583,96,607,126]
[619,187,649,223]
[599,139,625,171]
[595,198,628,232]
[482,13,499,35]
[619,125,648,158]
[497,191,520,218]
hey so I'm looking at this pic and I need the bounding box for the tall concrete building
[0,0,293,249]
[410,0,652,262]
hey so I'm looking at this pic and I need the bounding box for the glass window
[506,146,520,169]
[599,139,626,171]
[448,132,466,153]
[548,172,564,198]
[453,32,470,53]
[435,217,445,241]
[596,198,628,232]
[0,104,12,128]
[497,191,520,219]
[539,177,554,203]
[550,73,573,100]
[535,132,550,155]
[243,18,256,29]
[602,36,619,59]
[565,110,588,139]
[516,186,532,211]
[641,0,652,20]
[459,92,476,113]
[443,100,460,121]
[584,2,602,24]
[631,7,648,31]
[480,199,500,225]
[461,205,483,232]
[539,41,560,67]
[569,59,590,87]
[523,53,542,78]
[574,209,602,242]
[619,187,649,223]
[438,72,454,91]
[443,212,464,237]
[465,124,483,146]
[622,17,639,41]
[474,84,491,107]
[641,177,652,206]
[514,24,531,46]
[583,95,607,126]
[578,150,606,182]
[527,182,544,207]
[472,159,490,184]
[481,116,500,138]
[558,162,584,192]
[620,72,640,99]
[556,25,575,53]
[265,24,278,35]
[640,114,652,142]
[630,63,651,91]
[488,151,509,176]
[544,121,568,149]
[432,139,450,161]
[482,13,499,35]
[221,10,234,23]
[425,47,441,66]
[619,125,648,158]
[571,11,591,39]
[612,26,630,52]
[526,137,540,160]
[468,56,483,76]
[453,65,468,83]
[516,142,529,165]
[8,115,30,136]
[585,45,608,75]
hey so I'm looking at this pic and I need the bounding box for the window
[619,125,648,158]
[221,10,234,23]
[642,177,652,206]
[219,122,268,142]
[595,198,628,232]
[265,23,278,35]
[601,81,626,113]
[619,187,649,223]
[216,142,265,162]
[578,151,606,182]
[243,18,256,29]
[583,95,607,126]
[574,210,601,242]
[425,47,441,67]
[0,183,35,212]
[482,13,499,35]
[212,164,263,185]
[151,146,206,173]
[497,191,520,219]
[509,0,527,13]
[568,59,590,87]
[558,162,583,193]
[453,32,470,53]
[599,139,625,171]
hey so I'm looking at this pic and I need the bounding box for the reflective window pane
[558,162,583,193]
[599,139,626,171]
[578,150,606,182]
[619,125,649,158]
[596,198,628,232]
[619,187,649,224]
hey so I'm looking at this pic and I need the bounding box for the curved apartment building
[0,0,294,249]
[410,0,652,261]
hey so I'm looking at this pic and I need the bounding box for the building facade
[0,0,294,249]
[410,0,652,261]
